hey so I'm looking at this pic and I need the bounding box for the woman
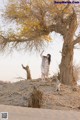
[40,50,51,81]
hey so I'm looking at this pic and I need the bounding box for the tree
[22,64,32,80]
[0,0,80,85]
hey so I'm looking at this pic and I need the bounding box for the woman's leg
[45,66,49,81]
[41,73,45,81]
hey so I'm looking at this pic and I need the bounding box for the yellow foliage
[4,0,73,42]
[20,20,41,35]
[42,35,52,42]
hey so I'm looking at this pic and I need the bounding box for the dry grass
[28,87,43,108]
[73,63,80,81]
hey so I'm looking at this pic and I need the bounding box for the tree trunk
[60,11,77,85]
[60,40,74,85]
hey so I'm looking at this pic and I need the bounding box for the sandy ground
[0,104,80,120]
[0,79,80,111]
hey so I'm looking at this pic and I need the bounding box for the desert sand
[0,104,80,120]
[0,79,80,111]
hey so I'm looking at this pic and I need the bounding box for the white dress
[41,56,49,77]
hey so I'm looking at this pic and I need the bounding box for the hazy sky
[0,0,80,82]
[0,32,80,82]
[0,33,63,82]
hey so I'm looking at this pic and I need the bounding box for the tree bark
[60,11,77,85]
[60,40,74,85]
[22,64,32,80]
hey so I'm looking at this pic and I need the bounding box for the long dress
[41,56,49,78]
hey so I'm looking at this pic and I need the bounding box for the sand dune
[0,104,80,120]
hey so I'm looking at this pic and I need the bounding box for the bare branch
[74,46,80,49]
[73,36,80,45]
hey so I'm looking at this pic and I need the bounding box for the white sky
[0,33,63,82]
[0,0,80,82]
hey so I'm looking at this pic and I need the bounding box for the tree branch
[22,64,26,70]
[73,36,80,45]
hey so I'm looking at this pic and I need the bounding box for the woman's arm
[40,50,44,57]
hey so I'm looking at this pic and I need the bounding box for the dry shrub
[73,63,80,82]
[28,87,43,108]
[51,72,60,82]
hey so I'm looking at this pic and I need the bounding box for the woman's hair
[47,54,51,65]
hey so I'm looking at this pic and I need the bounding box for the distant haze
[0,32,80,82]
